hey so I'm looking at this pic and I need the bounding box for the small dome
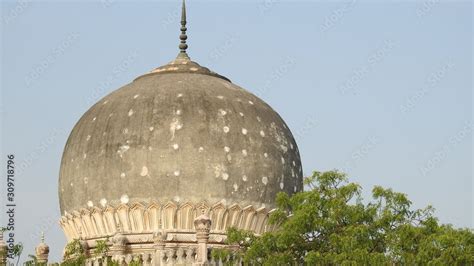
[35,233,50,258]
[36,243,49,255]
[58,55,303,214]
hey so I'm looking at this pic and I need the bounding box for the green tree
[94,239,109,261]
[24,254,37,266]
[216,170,474,265]
[129,261,141,266]
[61,238,121,266]
[23,254,46,266]
[93,239,120,266]
[12,242,23,266]
[61,239,85,266]
[0,227,24,266]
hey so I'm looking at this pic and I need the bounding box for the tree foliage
[62,239,86,266]
[24,254,46,266]
[218,170,474,265]
[93,239,109,260]
[0,227,24,266]
[93,239,122,266]
[61,239,121,266]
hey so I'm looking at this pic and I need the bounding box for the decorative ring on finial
[179,0,188,54]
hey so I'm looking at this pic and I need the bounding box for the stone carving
[153,230,167,244]
[194,214,211,264]
[111,233,127,247]
[59,200,273,242]
[109,221,128,257]
[194,215,211,234]
[59,200,274,265]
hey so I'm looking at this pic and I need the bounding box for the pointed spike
[178,0,189,57]
[181,0,186,24]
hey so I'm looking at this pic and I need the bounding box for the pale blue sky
[1,0,472,263]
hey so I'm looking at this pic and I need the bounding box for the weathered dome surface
[58,57,303,214]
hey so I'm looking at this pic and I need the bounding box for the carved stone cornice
[59,200,274,244]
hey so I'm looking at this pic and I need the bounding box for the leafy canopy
[216,170,474,265]
[62,239,86,266]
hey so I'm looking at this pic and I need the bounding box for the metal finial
[41,232,45,243]
[178,0,189,58]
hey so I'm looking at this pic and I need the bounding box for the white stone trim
[60,200,275,242]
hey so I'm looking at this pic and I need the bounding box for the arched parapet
[129,202,146,233]
[210,202,227,232]
[116,204,131,232]
[91,207,107,236]
[103,205,117,234]
[146,201,161,231]
[176,202,195,230]
[254,207,268,234]
[226,204,243,229]
[194,201,211,216]
[72,210,85,238]
[240,205,256,231]
[60,199,276,244]
[162,201,178,230]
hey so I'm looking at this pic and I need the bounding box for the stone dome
[58,54,303,214]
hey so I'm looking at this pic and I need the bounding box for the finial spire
[178,0,189,59]
[41,232,45,243]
